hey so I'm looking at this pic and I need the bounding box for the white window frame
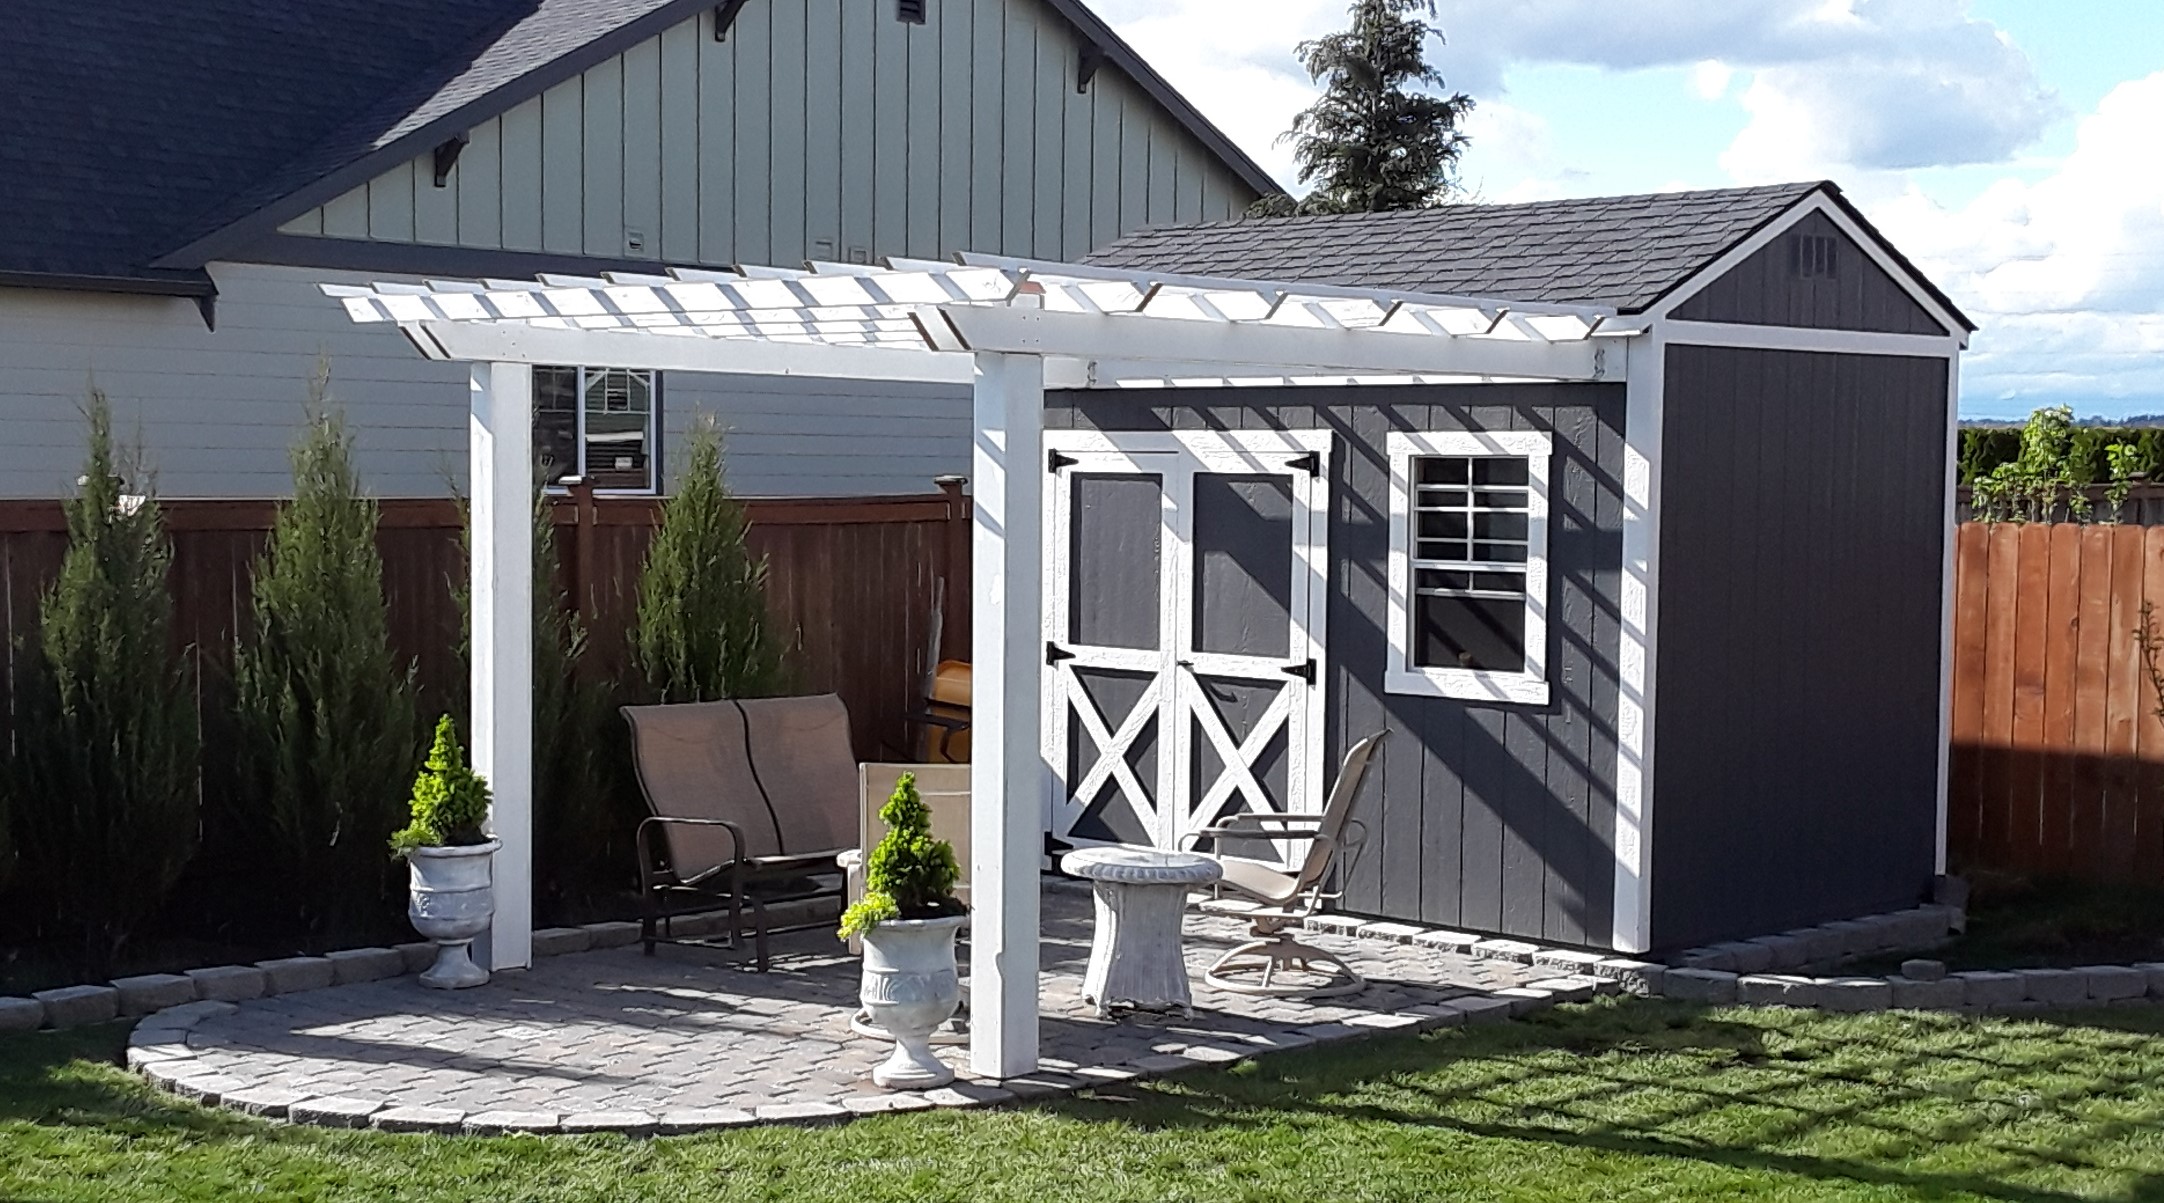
[1385,429,1552,705]
[536,366,662,495]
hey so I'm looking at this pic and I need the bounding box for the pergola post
[969,350,1045,1080]
[468,361,535,971]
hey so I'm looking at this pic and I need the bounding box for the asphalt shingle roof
[1085,183,1827,313]
[0,0,681,284]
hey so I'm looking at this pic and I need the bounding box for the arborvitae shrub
[233,408,418,942]
[838,772,962,939]
[391,715,491,856]
[6,392,199,976]
[628,417,784,702]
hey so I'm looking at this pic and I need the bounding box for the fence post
[935,474,969,661]
[566,478,599,629]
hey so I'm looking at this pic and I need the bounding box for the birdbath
[1060,846,1223,1016]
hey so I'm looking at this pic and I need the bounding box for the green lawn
[6,1000,2164,1202]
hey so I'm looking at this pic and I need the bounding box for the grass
[6,1001,2164,1201]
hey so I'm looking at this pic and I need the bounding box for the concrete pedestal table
[1060,847,1223,1016]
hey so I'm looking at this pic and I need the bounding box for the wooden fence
[0,482,972,763]
[1949,521,2164,883]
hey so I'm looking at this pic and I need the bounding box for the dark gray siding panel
[1673,211,1949,335]
[1049,382,1627,947]
[1649,345,1947,951]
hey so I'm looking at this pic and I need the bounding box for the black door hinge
[1287,451,1320,478]
[1046,642,1076,665]
[1281,659,1316,683]
[1049,449,1076,471]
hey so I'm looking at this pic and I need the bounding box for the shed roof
[1086,181,1974,329]
[2,0,1275,292]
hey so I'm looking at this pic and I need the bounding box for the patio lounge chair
[622,693,859,971]
[1181,730,1387,998]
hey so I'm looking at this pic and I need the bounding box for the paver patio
[137,883,1559,1132]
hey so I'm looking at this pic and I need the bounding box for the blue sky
[1093,1,2164,420]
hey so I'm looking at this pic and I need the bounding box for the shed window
[1385,430,1552,704]
[534,366,661,493]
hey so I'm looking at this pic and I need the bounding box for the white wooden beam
[1661,320,1965,358]
[939,306,1614,382]
[468,362,535,971]
[408,320,977,384]
[1611,332,1663,955]
[969,350,1045,1081]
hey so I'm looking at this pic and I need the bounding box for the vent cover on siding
[1791,233,1838,280]
[897,0,926,23]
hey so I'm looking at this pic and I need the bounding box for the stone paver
[111,974,198,1017]
[32,984,118,1028]
[144,887,1546,1134]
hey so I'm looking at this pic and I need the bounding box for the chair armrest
[636,816,747,864]
[1179,814,1326,851]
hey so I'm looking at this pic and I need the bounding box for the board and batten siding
[0,263,971,498]
[1048,383,1627,948]
[1649,344,1949,952]
[275,0,1254,267]
[1672,211,1950,336]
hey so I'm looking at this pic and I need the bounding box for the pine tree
[629,416,784,701]
[1257,0,1474,216]
[233,405,418,942]
[6,392,199,975]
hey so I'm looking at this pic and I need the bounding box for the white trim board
[1610,331,1665,954]
[1382,429,1554,706]
[1658,320,1963,359]
[1640,191,1971,344]
[1935,355,1961,875]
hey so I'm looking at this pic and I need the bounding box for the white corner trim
[1642,192,1970,341]
[1660,320,1965,358]
[1611,333,1664,955]
[1383,429,1553,706]
[1935,354,1962,875]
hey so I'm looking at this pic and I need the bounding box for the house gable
[266,0,1260,268]
[1669,209,1953,336]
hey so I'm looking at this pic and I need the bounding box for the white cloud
[1872,73,2164,416]
[1690,59,1733,100]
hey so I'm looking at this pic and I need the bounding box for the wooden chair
[621,694,858,971]
[1181,731,1387,998]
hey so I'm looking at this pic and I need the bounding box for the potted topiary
[839,771,966,1089]
[391,715,499,990]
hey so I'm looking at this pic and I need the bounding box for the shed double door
[1043,430,1332,860]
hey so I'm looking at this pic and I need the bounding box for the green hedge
[1960,426,2164,487]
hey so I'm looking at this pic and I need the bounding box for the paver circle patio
[129,885,1557,1134]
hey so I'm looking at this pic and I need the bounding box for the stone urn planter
[408,839,500,990]
[858,913,966,1088]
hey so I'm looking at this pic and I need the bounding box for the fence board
[1949,519,2164,884]
[0,489,971,768]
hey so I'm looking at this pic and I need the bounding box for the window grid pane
[1409,453,1529,673]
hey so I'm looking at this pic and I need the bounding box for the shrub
[233,407,418,942]
[5,393,199,975]
[391,716,491,856]
[628,416,784,701]
[527,495,630,912]
[839,772,962,939]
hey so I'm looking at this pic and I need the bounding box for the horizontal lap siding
[0,267,972,498]
[1049,383,1627,948]
[1650,345,1948,951]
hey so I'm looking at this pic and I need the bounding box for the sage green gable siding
[276,0,1259,263]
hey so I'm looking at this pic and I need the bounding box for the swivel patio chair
[1181,730,1386,998]
[622,694,859,971]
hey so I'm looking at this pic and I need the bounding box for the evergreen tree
[7,392,199,975]
[233,406,418,942]
[526,492,625,911]
[1256,0,1474,216]
[629,417,784,701]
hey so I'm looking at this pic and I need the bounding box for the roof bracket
[1077,41,1107,93]
[713,0,752,41]
[431,134,469,188]
[194,293,217,332]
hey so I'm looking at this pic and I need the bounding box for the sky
[1088,0,2164,421]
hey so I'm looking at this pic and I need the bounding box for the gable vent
[897,0,926,23]
[1790,233,1838,280]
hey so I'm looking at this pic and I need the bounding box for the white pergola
[329,253,1635,1080]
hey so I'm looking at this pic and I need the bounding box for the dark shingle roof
[1085,183,1826,313]
[0,0,688,284]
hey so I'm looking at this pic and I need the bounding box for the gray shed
[1060,181,1973,954]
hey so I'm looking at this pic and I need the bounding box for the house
[0,0,1270,498]
[1064,181,1973,953]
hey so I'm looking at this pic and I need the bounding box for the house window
[1385,430,1552,705]
[534,366,660,492]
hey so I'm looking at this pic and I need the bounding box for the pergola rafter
[324,251,1633,1085]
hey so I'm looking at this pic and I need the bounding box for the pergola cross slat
[324,252,1629,1085]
